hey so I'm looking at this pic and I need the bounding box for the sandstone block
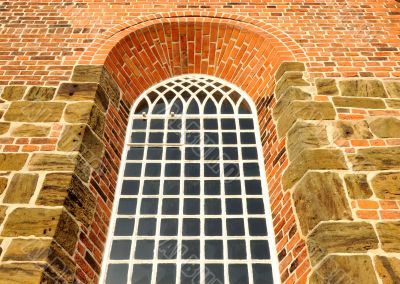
[371,172,400,200]
[275,71,310,99]
[293,171,352,234]
[315,78,339,96]
[37,173,96,226]
[3,173,38,203]
[369,117,400,138]
[332,96,386,109]
[2,208,79,255]
[272,87,311,120]
[0,122,10,135]
[0,263,57,284]
[282,149,347,190]
[0,153,28,171]
[11,124,51,137]
[277,101,336,137]
[339,79,387,98]
[0,177,7,194]
[307,222,378,265]
[4,102,65,122]
[375,256,400,284]
[1,86,26,101]
[71,65,104,82]
[333,120,373,140]
[24,86,56,101]
[386,99,400,109]
[0,206,7,225]
[309,255,378,284]
[349,147,400,170]
[64,102,105,137]
[344,174,373,199]
[384,81,400,98]
[286,121,329,161]
[29,153,78,171]
[275,62,305,81]
[376,222,400,252]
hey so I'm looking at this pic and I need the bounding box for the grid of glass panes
[102,75,276,284]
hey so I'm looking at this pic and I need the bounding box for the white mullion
[199,106,205,284]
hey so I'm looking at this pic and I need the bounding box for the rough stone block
[275,71,310,99]
[3,173,38,203]
[11,124,51,137]
[0,177,7,194]
[282,149,347,190]
[369,117,400,138]
[277,101,336,137]
[1,86,26,101]
[294,171,352,234]
[0,122,10,135]
[24,86,56,101]
[375,256,400,284]
[64,102,105,137]
[384,81,400,98]
[349,147,400,170]
[332,96,386,109]
[71,65,104,82]
[36,173,96,226]
[2,208,79,255]
[275,62,305,81]
[307,222,378,265]
[0,205,7,225]
[344,174,373,199]
[0,153,28,171]
[371,172,400,200]
[376,222,400,252]
[28,153,78,171]
[0,263,58,284]
[309,255,378,284]
[333,120,373,140]
[386,99,400,109]
[315,78,339,96]
[272,87,311,120]
[339,79,387,98]
[4,102,65,122]
[286,121,329,161]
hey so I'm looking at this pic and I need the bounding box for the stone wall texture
[0,1,400,284]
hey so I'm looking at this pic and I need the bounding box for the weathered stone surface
[333,120,373,140]
[277,101,336,137]
[282,149,347,190]
[386,99,400,109]
[0,122,10,135]
[0,205,7,225]
[99,67,120,106]
[371,172,400,199]
[332,96,386,109]
[315,78,339,96]
[375,256,400,284]
[55,82,109,112]
[0,263,57,284]
[2,208,79,255]
[1,86,26,101]
[57,124,104,169]
[384,81,400,98]
[272,87,311,120]
[11,124,51,137]
[3,239,75,282]
[349,147,400,170]
[64,102,105,137]
[76,154,91,182]
[275,62,305,81]
[0,177,7,195]
[4,102,65,122]
[294,171,352,234]
[339,79,388,98]
[307,222,378,265]
[37,173,96,226]
[309,255,378,284]
[71,65,104,82]
[3,173,38,203]
[24,86,56,101]
[286,121,329,161]
[369,117,400,138]
[344,174,373,199]
[275,71,310,99]
[377,222,400,252]
[28,153,78,171]
[0,153,28,171]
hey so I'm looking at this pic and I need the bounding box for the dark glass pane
[205,218,222,236]
[124,163,142,177]
[247,198,265,214]
[152,99,166,114]
[114,218,134,236]
[132,118,147,130]
[171,99,183,114]
[143,180,160,195]
[228,240,246,259]
[205,264,224,284]
[185,132,200,144]
[162,198,179,215]
[131,132,146,143]
[204,147,219,160]
[158,239,178,259]
[110,240,131,260]
[186,119,200,130]
[227,218,245,236]
[127,148,144,160]
[132,264,152,284]
[204,163,219,177]
[182,218,200,236]
[223,163,240,178]
[134,99,149,114]
[204,132,219,144]
[185,163,200,177]
[250,240,270,259]
[249,218,268,236]
[117,198,137,215]
[225,180,241,195]
[186,147,200,160]
[204,198,221,215]
[150,119,164,129]
[184,180,200,195]
[164,180,180,195]
[238,100,251,114]
[205,240,223,259]
[106,264,128,284]
[184,198,200,215]
[239,119,254,129]
[147,147,163,160]
[160,218,178,236]
[182,240,200,259]
[140,198,158,214]
[245,180,262,195]
[229,264,249,284]
[181,264,200,284]
[242,147,258,160]
[166,147,181,160]
[137,218,157,236]
[243,163,260,177]
[221,99,234,114]
[135,240,155,259]
[253,264,273,284]
[145,163,161,177]
[240,132,256,144]
[226,198,243,215]
[222,132,237,144]
[223,147,238,160]
[187,100,199,114]
[204,180,220,195]
[148,132,163,143]
[204,99,217,114]
[204,119,218,130]
[165,163,181,177]
[156,264,176,284]
[121,180,139,195]
[168,119,182,130]
[167,132,181,143]
[221,118,236,130]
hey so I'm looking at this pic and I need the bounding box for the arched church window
[101,75,279,284]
